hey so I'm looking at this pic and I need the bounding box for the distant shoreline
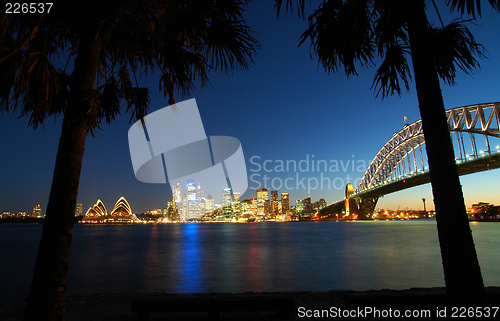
[2,217,500,224]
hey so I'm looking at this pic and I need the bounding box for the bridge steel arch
[357,102,500,195]
[337,102,500,218]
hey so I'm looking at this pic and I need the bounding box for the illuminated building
[312,199,327,210]
[303,196,312,213]
[271,190,279,215]
[205,195,215,212]
[181,195,188,221]
[110,197,133,216]
[281,192,289,212]
[85,199,107,217]
[173,182,181,203]
[222,188,233,217]
[32,204,41,218]
[197,183,204,200]
[164,200,179,221]
[186,179,199,220]
[198,197,206,215]
[256,187,269,216]
[232,192,241,217]
[296,200,304,213]
[75,203,83,217]
[82,197,134,223]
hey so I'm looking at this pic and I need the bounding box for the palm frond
[0,0,259,129]
[446,0,500,18]
[125,87,151,123]
[275,0,306,18]
[372,44,411,98]
[300,0,374,76]
[205,18,259,73]
[430,20,485,85]
[372,0,408,54]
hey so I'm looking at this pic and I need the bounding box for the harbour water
[1,220,499,307]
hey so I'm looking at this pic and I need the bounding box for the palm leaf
[430,20,485,85]
[446,0,500,18]
[275,0,306,18]
[300,0,374,76]
[372,44,411,98]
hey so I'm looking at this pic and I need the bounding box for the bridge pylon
[345,183,354,219]
[345,183,379,219]
[355,197,379,219]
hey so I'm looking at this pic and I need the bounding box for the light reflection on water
[1,220,499,307]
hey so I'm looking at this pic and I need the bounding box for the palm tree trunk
[23,33,99,321]
[405,0,484,305]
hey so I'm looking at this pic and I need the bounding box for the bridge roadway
[354,152,500,199]
[324,152,500,217]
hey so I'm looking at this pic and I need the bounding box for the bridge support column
[345,184,354,218]
[356,197,379,219]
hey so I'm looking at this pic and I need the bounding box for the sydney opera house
[81,197,137,224]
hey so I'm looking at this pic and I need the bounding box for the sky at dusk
[1,1,500,214]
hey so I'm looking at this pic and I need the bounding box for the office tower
[186,179,199,220]
[281,192,289,212]
[271,190,279,215]
[303,196,312,212]
[173,182,182,213]
[256,187,269,216]
[197,183,204,200]
[296,200,304,213]
[166,200,179,221]
[205,195,215,212]
[222,188,233,217]
[232,192,241,217]
[173,182,182,202]
[181,195,188,221]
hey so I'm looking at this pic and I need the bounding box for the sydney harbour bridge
[325,102,500,218]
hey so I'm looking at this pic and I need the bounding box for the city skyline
[1,2,500,214]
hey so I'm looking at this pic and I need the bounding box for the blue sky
[1,1,500,214]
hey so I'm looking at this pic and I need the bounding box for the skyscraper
[232,192,241,217]
[186,179,199,220]
[281,192,289,212]
[197,183,204,200]
[181,195,188,221]
[296,200,304,213]
[173,182,182,202]
[205,195,215,212]
[304,196,312,213]
[222,188,233,217]
[271,190,279,215]
[256,187,269,216]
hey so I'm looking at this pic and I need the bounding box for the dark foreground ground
[2,287,500,320]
